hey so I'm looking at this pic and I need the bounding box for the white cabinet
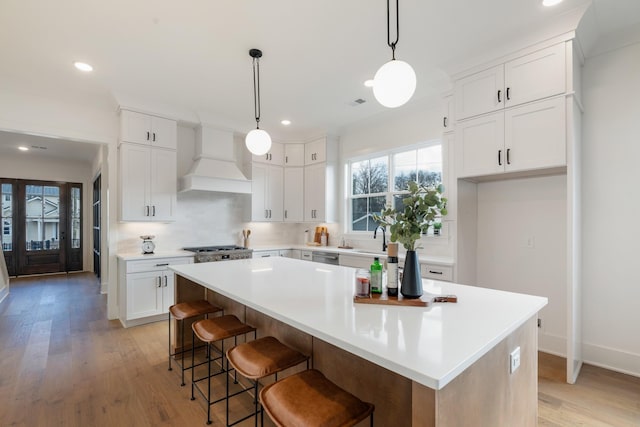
[253,142,284,165]
[251,164,284,221]
[305,138,328,165]
[284,144,305,166]
[456,97,565,179]
[442,95,455,132]
[284,167,304,222]
[421,264,453,282]
[302,136,338,222]
[304,163,326,222]
[119,143,177,221]
[120,110,177,150]
[118,255,193,327]
[455,43,565,120]
[252,250,281,258]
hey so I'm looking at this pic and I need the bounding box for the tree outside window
[349,143,443,233]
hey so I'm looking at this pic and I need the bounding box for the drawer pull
[155,263,170,267]
[429,270,443,275]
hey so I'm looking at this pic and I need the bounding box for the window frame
[346,139,444,234]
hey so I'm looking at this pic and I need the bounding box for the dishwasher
[311,251,339,265]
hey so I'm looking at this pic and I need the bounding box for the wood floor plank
[0,272,638,426]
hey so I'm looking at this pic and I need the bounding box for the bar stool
[225,336,309,427]
[191,315,257,425]
[260,369,375,427]
[168,300,223,386]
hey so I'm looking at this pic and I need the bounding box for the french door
[1,179,82,276]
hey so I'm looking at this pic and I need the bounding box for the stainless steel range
[183,245,253,262]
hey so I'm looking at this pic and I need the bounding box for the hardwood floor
[1,273,638,426]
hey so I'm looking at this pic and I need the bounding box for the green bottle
[370,257,383,294]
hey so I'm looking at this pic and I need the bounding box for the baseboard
[100,280,108,294]
[538,331,566,357]
[119,313,166,328]
[583,342,640,378]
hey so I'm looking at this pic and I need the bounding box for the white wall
[338,103,455,259]
[581,40,640,376]
[0,152,95,272]
[475,175,567,356]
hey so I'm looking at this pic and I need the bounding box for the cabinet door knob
[164,275,168,287]
[443,117,447,128]
[145,205,150,216]
[157,276,161,287]
[152,206,156,216]
[284,210,287,219]
[147,131,150,141]
[498,150,502,166]
[506,87,511,101]
[497,90,502,103]
[507,148,511,165]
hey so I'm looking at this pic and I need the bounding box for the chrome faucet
[373,225,387,252]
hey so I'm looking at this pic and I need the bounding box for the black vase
[401,250,423,299]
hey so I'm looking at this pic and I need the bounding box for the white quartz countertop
[170,257,546,390]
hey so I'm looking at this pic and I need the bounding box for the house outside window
[348,142,443,233]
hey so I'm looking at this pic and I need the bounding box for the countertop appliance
[183,245,252,263]
[312,251,339,265]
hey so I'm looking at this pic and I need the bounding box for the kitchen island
[171,257,547,426]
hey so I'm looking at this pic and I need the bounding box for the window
[348,142,443,233]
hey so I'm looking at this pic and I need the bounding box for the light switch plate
[510,347,521,374]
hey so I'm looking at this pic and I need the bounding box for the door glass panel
[1,183,12,251]
[71,187,81,249]
[25,185,60,251]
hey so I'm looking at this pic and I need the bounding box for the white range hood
[179,125,251,194]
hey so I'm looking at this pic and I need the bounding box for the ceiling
[1,0,639,160]
[0,131,101,164]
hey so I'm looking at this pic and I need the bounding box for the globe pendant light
[373,0,416,108]
[245,49,272,155]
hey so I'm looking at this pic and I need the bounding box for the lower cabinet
[420,264,453,282]
[118,255,193,327]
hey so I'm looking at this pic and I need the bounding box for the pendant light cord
[252,56,261,129]
[387,0,399,60]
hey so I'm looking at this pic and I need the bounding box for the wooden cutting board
[353,293,457,307]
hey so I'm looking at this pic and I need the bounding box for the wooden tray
[353,293,457,307]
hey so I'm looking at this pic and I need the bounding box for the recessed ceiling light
[73,61,93,72]
[542,0,563,6]
[281,120,291,126]
[364,79,374,88]
[18,146,29,151]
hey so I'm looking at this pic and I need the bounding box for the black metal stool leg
[207,342,212,425]
[168,312,172,371]
[181,318,186,386]
[191,329,196,401]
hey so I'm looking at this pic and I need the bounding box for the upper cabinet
[252,142,284,165]
[120,109,177,150]
[455,43,565,121]
[118,110,177,222]
[442,95,455,132]
[284,144,305,166]
[119,143,177,221]
[251,163,284,222]
[305,138,328,165]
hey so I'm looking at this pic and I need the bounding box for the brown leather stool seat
[260,369,374,427]
[191,315,257,425]
[225,336,309,426]
[168,299,222,386]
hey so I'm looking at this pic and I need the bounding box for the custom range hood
[179,125,251,194]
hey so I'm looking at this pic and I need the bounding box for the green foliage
[373,181,448,251]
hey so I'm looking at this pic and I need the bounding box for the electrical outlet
[510,347,521,374]
[526,236,535,248]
